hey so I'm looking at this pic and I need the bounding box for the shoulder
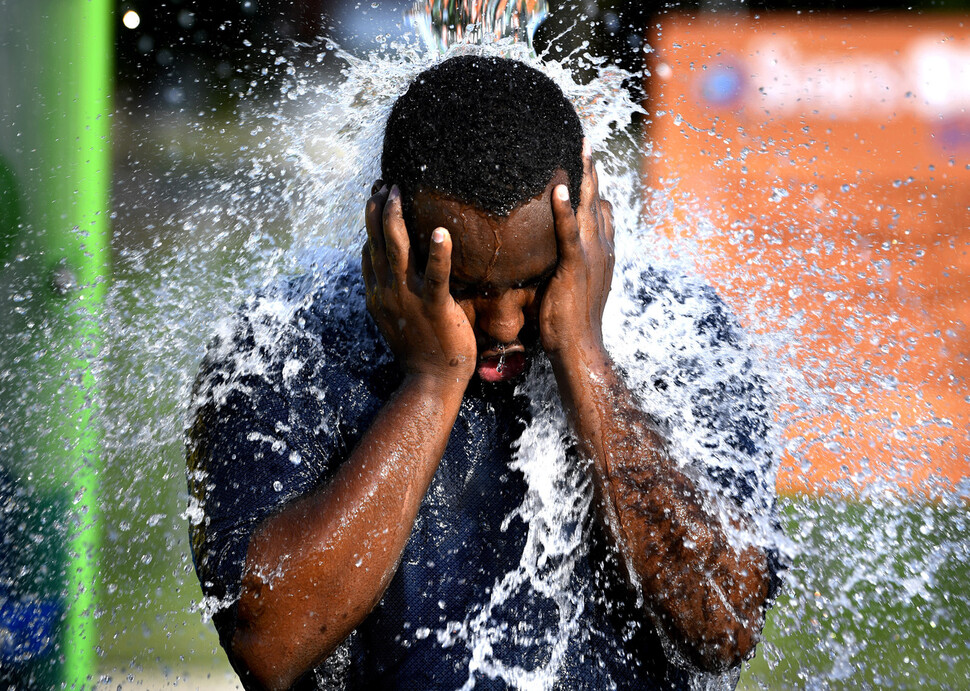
[189,252,387,416]
[608,261,777,509]
[616,262,742,349]
[185,250,394,518]
[184,251,392,616]
[608,262,755,395]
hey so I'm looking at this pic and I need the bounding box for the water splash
[266,33,794,687]
[281,38,643,265]
[4,8,957,688]
[407,0,549,54]
[253,38,968,688]
[436,360,591,689]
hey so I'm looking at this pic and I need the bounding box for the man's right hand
[236,191,476,686]
[362,184,477,384]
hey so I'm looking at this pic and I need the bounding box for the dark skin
[229,143,772,689]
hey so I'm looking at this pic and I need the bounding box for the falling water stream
[0,0,966,688]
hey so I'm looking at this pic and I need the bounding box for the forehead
[410,174,566,287]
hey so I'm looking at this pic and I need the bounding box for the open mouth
[476,349,527,383]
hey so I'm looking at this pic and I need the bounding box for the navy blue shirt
[187,254,784,690]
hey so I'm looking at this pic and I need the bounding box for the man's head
[380,55,586,383]
[382,55,584,220]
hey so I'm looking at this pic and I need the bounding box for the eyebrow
[450,263,557,293]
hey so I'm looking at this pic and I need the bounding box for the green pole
[35,1,112,687]
[0,1,111,684]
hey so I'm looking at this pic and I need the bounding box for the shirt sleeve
[684,288,788,602]
[617,266,788,601]
[185,290,372,653]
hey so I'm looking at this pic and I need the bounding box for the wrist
[548,337,610,378]
[402,352,476,388]
[402,370,471,405]
[549,339,612,402]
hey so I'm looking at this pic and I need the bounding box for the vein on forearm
[563,358,769,670]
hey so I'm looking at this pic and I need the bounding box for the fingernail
[583,139,591,157]
[556,185,569,201]
[432,228,446,244]
[389,184,400,200]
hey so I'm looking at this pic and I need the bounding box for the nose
[474,291,526,346]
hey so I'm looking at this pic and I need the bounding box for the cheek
[524,288,542,320]
[517,289,543,334]
[458,300,476,326]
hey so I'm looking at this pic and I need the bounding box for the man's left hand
[539,141,615,361]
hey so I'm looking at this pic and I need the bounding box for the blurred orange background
[644,15,970,496]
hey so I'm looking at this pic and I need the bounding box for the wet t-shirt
[187,254,784,690]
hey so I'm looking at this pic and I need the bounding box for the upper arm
[185,295,367,652]
[187,370,336,651]
[615,267,787,592]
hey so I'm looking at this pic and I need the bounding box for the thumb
[552,184,582,267]
[423,228,453,307]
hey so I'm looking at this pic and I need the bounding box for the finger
[603,201,616,294]
[423,228,453,307]
[590,161,603,228]
[602,198,615,245]
[579,142,604,250]
[590,151,601,198]
[366,185,390,274]
[382,185,411,280]
[552,184,583,267]
[601,204,615,279]
[579,138,596,211]
[361,244,376,291]
[588,148,606,227]
[371,178,385,196]
[361,246,380,317]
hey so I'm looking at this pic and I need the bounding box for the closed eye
[515,267,556,290]
[449,266,555,299]
[449,284,477,300]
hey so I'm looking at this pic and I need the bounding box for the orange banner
[645,14,970,496]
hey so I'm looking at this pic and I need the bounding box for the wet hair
[381,55,583,218]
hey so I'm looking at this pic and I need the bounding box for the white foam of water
[164,36,788,687]
[261,37,790,688]
[95,18,967,688]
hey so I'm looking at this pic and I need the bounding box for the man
[187,55,784,690]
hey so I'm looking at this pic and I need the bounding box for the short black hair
[381,55,583,218]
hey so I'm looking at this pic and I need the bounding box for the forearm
[231,373,467,689]
[551,343,770,672]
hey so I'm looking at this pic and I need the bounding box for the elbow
[683,552,773,672]
[228,579,321,691]
[660,580,768,674]
[682,619,761,673]
[231,619,303,691]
